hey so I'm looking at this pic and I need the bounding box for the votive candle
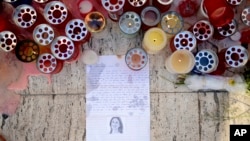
[140,6,161,31]
[142,27,168,54]
[161,11,184,35]
[119,11,141,37]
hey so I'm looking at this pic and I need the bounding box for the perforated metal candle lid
[174,31,196,51]
[44,1,68,25]
[13,4,37,28]
[0,31,17,52]
[241,7,250,26]
[217,19,237,37]
[125,47,148,70]
[119,11,141,35]
[226,0,243,6]
[192,20,214,41]
[65,19,89,41]
[141,6,160,27]
[85,11,106,33]
[128,0,147,7]
[37,53,58,74]
[195,49,218,73]
[101,0,125,12]
[225,46,248,68]
[51,36,75,60]
[33,24,54,46]
[161,11,183,35]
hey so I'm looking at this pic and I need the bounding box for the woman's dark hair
[109,117,123,133]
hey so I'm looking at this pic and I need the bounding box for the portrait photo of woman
[109,116,123,134]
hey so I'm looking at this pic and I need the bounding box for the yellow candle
[142,27,168,54]
[165,50,195,74]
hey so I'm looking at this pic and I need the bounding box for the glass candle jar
[36,53,64,74]
[15,39,40,62]
[33,24,55,46]
[140,6,161,31]
[0,31,17,52]
[191,20,214,42]
[241,7,250,27]
[194,49,219,74]
[125,47,148,71]
[213,19,237,40]
[152,0,173,13]
[170,31,197,52]
[142,27,168,54]
[161,11,184,35]
[119,11,141,38]
[101,0,125,21]
[77,0,95,18]
[203,0,234,27]
[65,19,91,43]
[165,49,195,74]
[85,11,106,33]
[178,0,199,17]
[219,45,249,68]
[50,36,79,62]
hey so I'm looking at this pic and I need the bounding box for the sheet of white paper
[86,55,150,141]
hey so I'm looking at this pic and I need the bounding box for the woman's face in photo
[111,118,120,129]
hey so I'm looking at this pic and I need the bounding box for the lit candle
[125,47,148,71]
[165,50,195,74]
[119,11,141,37]
[140,6,161,31]
[161,11,184,35]
[142,27,168,54]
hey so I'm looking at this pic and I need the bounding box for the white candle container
[192,20,214,41]
[171,31,197,52]
[224,46,249,68]
[0,31,17,52]
[33,24,54,46]
[125,47,148,71]
[241,7,250,26]
[36,53,62,74]
[119,11,141,38]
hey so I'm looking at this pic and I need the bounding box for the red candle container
[219,45,249,68]
[125,47,148,71]
[37,53,64,74]
[191,20,214,42]
[203,0,234,27]
[152,0,173,13]
[140,6,161,31]
[33,24,55,46]
[12,4,43,32]
[15,39,40,62]
[43,1,72,34]
[50,36,80,62]
[77,0,95,18]
[0,31,17,52]
[240,28,250,44]
[170,31,197,52]
[213,19,237,40]
[101,0,125,21]
[241,7,250,27]
[124,0,149,14]
[178,0,199,17]
[65,19,91,44]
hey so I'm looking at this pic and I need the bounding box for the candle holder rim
[85,11,106,33]
[125,47,148,71]
[141,6,161,26]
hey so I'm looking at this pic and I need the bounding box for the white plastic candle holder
[51,36,76,60]
[65,19,89,42]
[224,46,248,68]
[125,47,148,71]
[33,24,54,46]
[119,11,141,37]
[13,4,37,28]
[241,7,250,26]
[192,20,214,41]
[173,31,197,51]
[161,11,184,35]
[101,0,125,21]
[44,1,68,25]
[37,53,58,74]
[0,31,17,52]
[226,0,243,6]
[195,49,219,73]
[217,19,237,37]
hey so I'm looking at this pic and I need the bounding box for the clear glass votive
[15,39,40,62]
[140,6,161,31]
[161,11,184,35]
[85,11,106,33]
[125,47,148,71]
[119,11,141,37]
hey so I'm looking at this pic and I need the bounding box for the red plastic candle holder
[33,24,55,46]
[37,53,64,74]
[101,0,125,21]
[213,19,237,40]
[170,31,197,52]
[124,0,149,14]
[0,31,17,52]
[191,20,214,42]
[178,0,199,17]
